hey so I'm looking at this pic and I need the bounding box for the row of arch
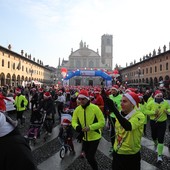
[128,75,170,87]
[0,72,43,87]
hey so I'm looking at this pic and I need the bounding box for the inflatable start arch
[64,70,112,86]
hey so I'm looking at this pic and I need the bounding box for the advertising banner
[80,70,95,76]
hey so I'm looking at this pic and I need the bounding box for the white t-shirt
[57,95,66,103]
[0,112,14,137]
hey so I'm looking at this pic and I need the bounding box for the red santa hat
[124,92,140,107]
[61,118,71,125]
[154,90,163,98]
[106,89,111,96]
[89,93,94,98]
[138,93,143,99]
[44,92,51,98]
[94,88,100,94]
[58,90,63,94]
[38,88,43,93]
[66,89,70,94]
[15,88,21,94]
[111,85,119,91]
[125,88,136,93]
[78,89,89,100]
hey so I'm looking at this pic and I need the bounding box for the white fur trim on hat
[111,87,118,91]
[124,93,136,106]
[111,85,119,91]
[78,94,89,100]
[154,90,163,98]
[78,90,90,100]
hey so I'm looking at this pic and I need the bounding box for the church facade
[58,34,113,86]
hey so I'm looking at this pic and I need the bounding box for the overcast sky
[0,0,170,69]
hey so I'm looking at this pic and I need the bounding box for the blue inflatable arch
[64,70,112,84]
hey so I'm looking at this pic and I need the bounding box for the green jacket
[145,99,170,122]
[109,94,122,118]
[139,102,148,124]
[14,94,28,111]
[72,103,105,141]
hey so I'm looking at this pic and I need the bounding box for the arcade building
[0,45,54,87]
[120,43,170,89]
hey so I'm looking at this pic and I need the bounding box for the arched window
[13,63,15,70]
[166,63,168,70]
[8,61,10,68]
[160,64,162,71]
[146,68,148,74]
[146,78,149,83]
[2,59,4,67]
[150,67,152,74]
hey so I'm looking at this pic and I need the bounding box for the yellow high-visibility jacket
[14,94,28,111]
[72,103,105,141]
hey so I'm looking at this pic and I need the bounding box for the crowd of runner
[1,82,170,170]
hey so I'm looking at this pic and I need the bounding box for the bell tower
[101,34,113,69]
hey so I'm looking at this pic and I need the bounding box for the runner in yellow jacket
[106,91,145,170]
[14,88,28,127]
[145,90,170,163]
[72,89,105,170]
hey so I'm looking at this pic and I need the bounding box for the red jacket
[95,94,104,112]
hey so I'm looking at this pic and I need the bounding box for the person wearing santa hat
[37,87,44,107]
[69,92,78,110]
[125,87,137,93]
[143,89,152,103]
[106,91,145,170]
[145,89,170,163]
[72,89,105,170]
[58,118,75,154]
[30,88,38,113]
[0,93,37,170]
[89,92,96,104]
[108,85,122,152]
[23,86,30,110]
[55,90,66,119]
[14,88,28,128]
[37,91,56,135]
[94,88,104,113]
